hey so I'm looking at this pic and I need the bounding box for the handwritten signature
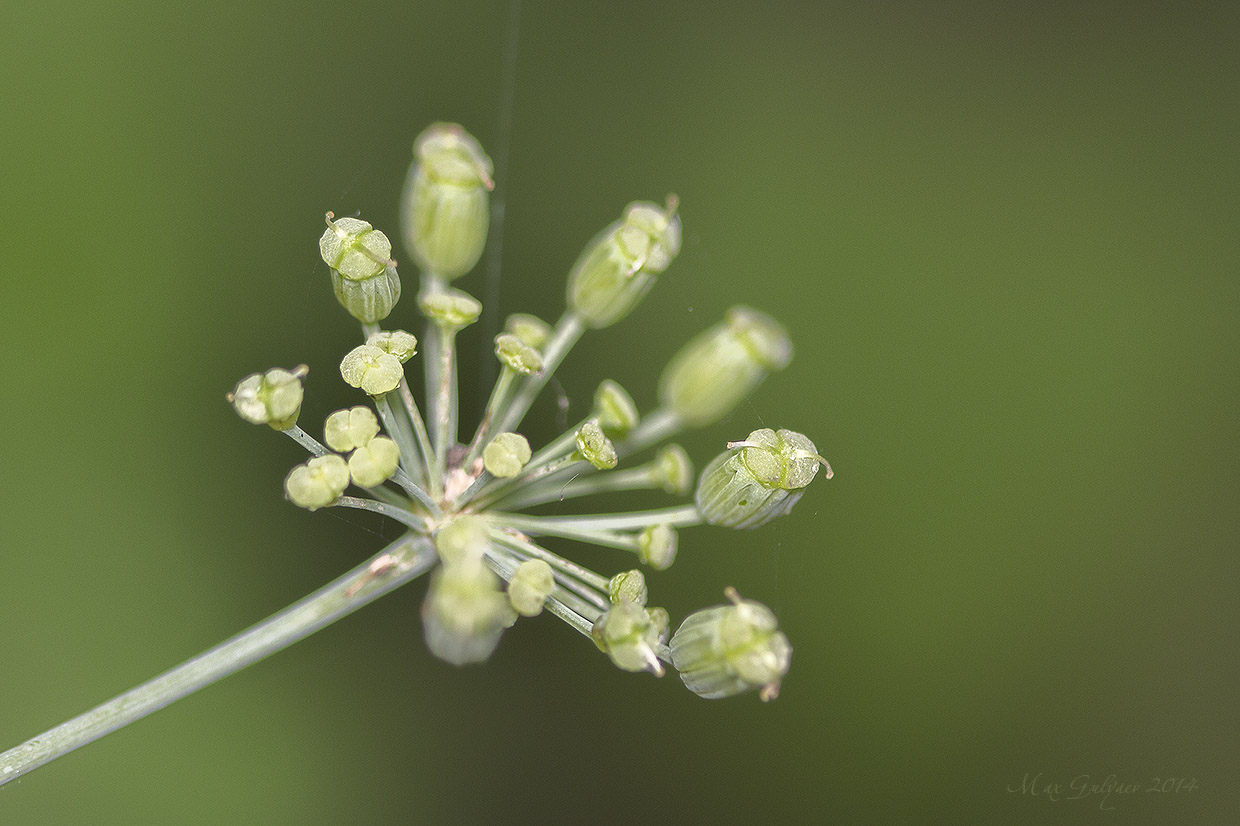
[1006,772,1199,811]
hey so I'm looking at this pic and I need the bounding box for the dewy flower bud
[670,588,792,701]
[504,313,551,349]
[434,515,490,565]
[400,123,494,280]
[507,559,555,617]
[324,406,381,452]
[566,197,681,329]
[695,428,831,529]
[650,444,693,496]
[422,557,513,666]
[592,380,639,438]
[574,420,617,470]
[366,329,418,362]
[658,306,793,428]
[284,454,350,511]
[637,524,678,571]
[319,214,392,281]
[227,365,308,431]
[340,345,404,395]
[330,264,401,323]
[347,436,400,488]
[483,432,531,478]
[591,600,664,675]
[607,569,648,606]
[418,288,482,329]
[494,333,542,375]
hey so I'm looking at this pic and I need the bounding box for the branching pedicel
[0,123,832,786]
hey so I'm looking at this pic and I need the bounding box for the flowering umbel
[229,122,833,700]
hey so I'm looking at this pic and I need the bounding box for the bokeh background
[3,1,1237,823]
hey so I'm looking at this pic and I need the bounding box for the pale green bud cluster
[592,380,639,438]
[669,588,792,701]
[401,123,494,280]
[591,600,664,674]
[319,214,401,322]
[494,333,542,375]
[284,454,349,511]
[366,329,418,362]
[507,559,555,617]
[424,517,514,665]
[695,428,831,529]
[339,345,404,395]
[324,406,380,452]
[574,420,617,470]
[567,198,682,328]
[658,306,793,427]
[482,432,531,478]
[228,365,307,431]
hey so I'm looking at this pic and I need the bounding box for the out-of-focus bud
[366,329,418,362]
[657,306,792,427]
[670,588,791,701]
[566,197,681,328]
[422,557,513,666]
[592,380,639,438]
[574,420,617,470]
[507,559,555,617]
[284,454,350,511]
[339,344,404,396]
[418,288,482,329]
[494,333,543,375]
[482,432,531,478]
[400,123,494,280]
[433,515,490,565]
[227,365,308,431]
[504,313,552,349]
[695,428,831,530]
[650,444,693,496]
[591,600,665,675]
[637,524,678,571]
[324,406,381,452]
[347,436,400,488]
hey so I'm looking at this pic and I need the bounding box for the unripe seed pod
[658,306,793,428]
[401,123,494,280]
[228,365,308,431]
[340,345,404,396]
[591,600,664,675]
[483,432,531,478]
[330,265,401,323]
[592,380,639,438]
[574,420,617,470]
[507,559,555,617]
[347,436,400,488]
[695,428,831,529]
[319,214,392,281]
[284,454,350,511]
[366,329,418,362]
[324,406,380,452]
[566,197,681,328]
[670,588,792,701]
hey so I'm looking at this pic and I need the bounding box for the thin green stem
[374,393,425,488]
[283,426,329,457]
[463,366,517,467]
[617,407,682,458]
[397,378,440,500]
[335,495,431,529]
[0,534,437,788]
[490,311,585,437]
[487,528,611,591]
[490,504,703,533]
[491,464,657,511]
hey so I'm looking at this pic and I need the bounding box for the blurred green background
[3,1,1237,823]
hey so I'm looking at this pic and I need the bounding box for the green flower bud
[574,420,617,470]
[366,329,418,362]
[494,332,543,375]
[592,380,639,438]
[330,265,401,323]
[434,515,490,565]
[323,406,380,452]
[227,365,308,431]
[695,428,831,530]
[591,600,664,675]
[319,213,392,281]
[507,559,555,617]
[637,524,678,571]
[650,444,693,496]
[670,588,792,701]
[607,569,648,606]
[418,288,482,329]
[340,345,404,395]
[284,454,350,511]
[647,606,671,644]
[566,197,681,328]
[482,432,531,478]
[401,123,494,280]
[422,557,513,666]
[504,313,551,349]
[347,436,400,488]
[658,306,793,427]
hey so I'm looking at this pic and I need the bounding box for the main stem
[0,533,437,788]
